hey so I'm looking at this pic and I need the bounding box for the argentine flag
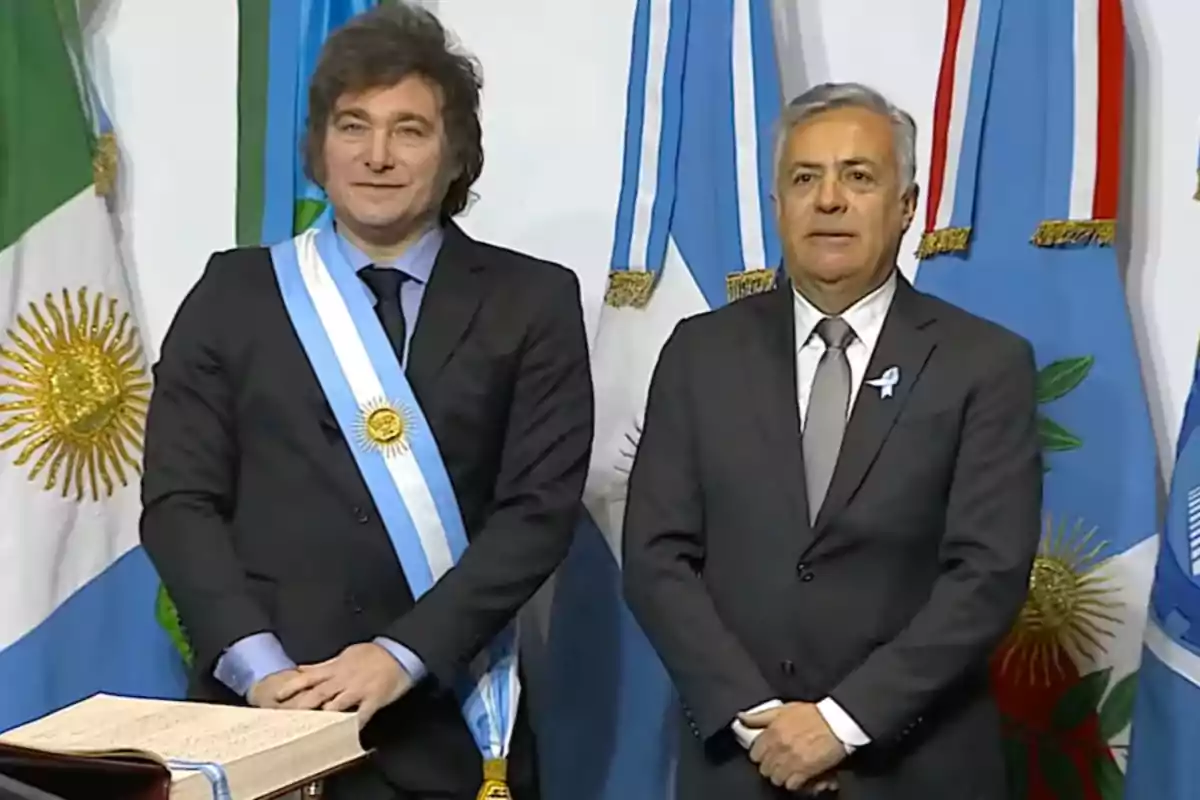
[536,0,783,797]
[0,1,186,730]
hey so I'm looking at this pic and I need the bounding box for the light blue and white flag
[0,0,187,730]
[536,1,783,797]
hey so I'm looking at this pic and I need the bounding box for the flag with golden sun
[914,0,1156,797]
[0,1,186,732]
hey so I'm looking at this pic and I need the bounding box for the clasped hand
[247,642,412,727]
[738,702,846,794]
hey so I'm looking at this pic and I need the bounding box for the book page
[0,694,361,768]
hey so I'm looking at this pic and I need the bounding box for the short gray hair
[773,82,918,194]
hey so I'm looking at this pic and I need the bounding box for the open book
[0,694,367,800]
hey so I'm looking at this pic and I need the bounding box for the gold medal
[476,758,512,799]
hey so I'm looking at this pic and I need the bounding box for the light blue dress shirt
[213,224,444,697]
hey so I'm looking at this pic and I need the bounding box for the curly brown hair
[302,3,484,221]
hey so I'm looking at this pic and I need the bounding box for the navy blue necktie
[358,266,409,364]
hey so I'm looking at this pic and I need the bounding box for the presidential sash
[269,223,520,799]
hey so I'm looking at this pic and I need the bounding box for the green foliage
[155,583,193,668]
[1007,668,1136,800]
[1099,672,1137,740]
[293,198,327,234]
[1037,356,1095,404]
[1051,667,1111,732]
[1036,356,1093,466]
[1039,740,1084,799]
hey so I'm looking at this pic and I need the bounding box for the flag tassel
[917,226,972,259]
[604,270,657,309]
[1030,219,1116,248]
[725,269,776,302]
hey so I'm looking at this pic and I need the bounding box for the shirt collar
[793,270,897,350]
[335,224,444,285]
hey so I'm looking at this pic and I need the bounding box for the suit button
[796,561,807,575]
[354,507,369,523]
[802,572,814,582]
[781,660,796,676]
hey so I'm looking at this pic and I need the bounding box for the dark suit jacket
[622,275,1042,800]
[139,223,593,798]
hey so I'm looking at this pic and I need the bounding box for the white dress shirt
[731,271,898,754]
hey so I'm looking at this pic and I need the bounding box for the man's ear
[900,184,920,233]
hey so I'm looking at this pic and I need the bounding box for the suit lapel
[745,280,812,538]
[811,278,939,535]
[405,221,487,397]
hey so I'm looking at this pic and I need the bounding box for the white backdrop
[86,0,1200,480]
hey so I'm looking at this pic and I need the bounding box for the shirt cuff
[213,632,296,697]
[730,698,784,749]
[817,696,870,753]
[373,636,427,682]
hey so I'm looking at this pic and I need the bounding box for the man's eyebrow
[332,108,370,122]
[786,157,880,170]
[332,109,433,125]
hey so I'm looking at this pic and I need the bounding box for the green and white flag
[0,0,186,732]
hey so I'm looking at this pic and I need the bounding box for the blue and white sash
[269,223,519,797]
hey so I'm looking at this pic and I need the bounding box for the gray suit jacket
[622,275,1042,800]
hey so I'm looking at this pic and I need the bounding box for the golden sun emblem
[995,512,1122,686]
[354,397,417,456]
[0,288,150,501]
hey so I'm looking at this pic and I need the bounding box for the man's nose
[815,175,846,212]
[363,130,394,171]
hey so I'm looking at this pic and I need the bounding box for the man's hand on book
[270,643,413,725]
[247,669,306,710]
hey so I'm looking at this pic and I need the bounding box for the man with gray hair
[622,82,1041,798]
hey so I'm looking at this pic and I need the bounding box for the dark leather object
[0,742,171,800]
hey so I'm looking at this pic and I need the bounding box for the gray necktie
[803,317,855,523]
